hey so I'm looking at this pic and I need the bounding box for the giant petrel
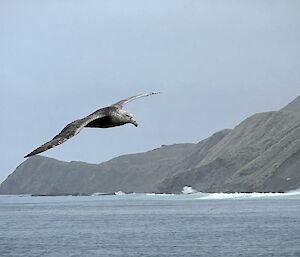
[25,92,159,158]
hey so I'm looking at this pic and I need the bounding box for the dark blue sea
[1,192,300,257]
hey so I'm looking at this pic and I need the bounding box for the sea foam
[197,190,300,200]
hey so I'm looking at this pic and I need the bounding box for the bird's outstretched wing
[112,92,160,108]
[24,110,107,158]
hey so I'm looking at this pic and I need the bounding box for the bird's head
[122,111,138,127]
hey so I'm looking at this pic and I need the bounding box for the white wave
[285,189,300,195]
[91,192,109,196]
[197,190,300,200]
[114,191,125,195]
[182,186,198,194]
[199,192,245,200]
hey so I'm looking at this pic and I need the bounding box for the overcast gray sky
[1,0,299,183]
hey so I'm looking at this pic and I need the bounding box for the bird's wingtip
[24,152,34,158]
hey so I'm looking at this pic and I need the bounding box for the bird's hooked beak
[131,118,138,127]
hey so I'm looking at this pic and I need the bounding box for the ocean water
[1,192,300,257]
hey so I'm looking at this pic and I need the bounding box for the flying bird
[24,92,160,158]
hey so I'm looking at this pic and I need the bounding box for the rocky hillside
[1,97,300,194]
[160,107,300,192]
[0,144,195,194]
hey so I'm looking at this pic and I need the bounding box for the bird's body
[84,107,123,128]
[25,92,159,158]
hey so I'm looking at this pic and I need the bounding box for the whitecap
[114,191,125,195]
[196,190,300,200]
[182,186,198,194]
